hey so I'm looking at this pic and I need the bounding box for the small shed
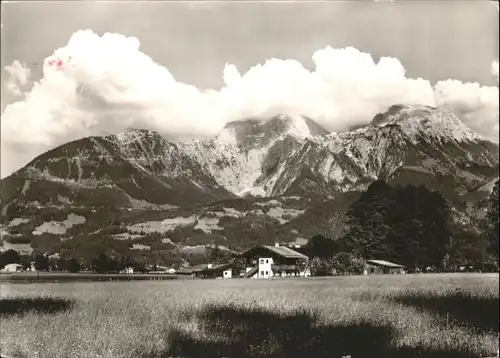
[364,260,405,275]
[1,263,23,272]
[193,263,234,279]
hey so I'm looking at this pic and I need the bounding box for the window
[260,271,264,276]
[265,271,268,275]
[265,259,269,264]
[260,259,264,264]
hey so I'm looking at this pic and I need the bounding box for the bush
[67,258,81,273]
[0,249,21,269]
[330,252,364,275]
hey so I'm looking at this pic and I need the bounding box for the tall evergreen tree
[343,180,396,260]
[67,258,81,273]
[417,188,451,269]
[343,181,451,270]
[34,253,49,271]
[486,180,499,262]
[0,249,20,269]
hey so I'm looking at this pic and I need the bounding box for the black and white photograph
[0,1,499,357]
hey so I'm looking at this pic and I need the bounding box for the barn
[364,260,405,275]
[1,263,23,272]
[177,263,233,279]
[193,263,233,279]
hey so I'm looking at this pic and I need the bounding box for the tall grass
[0,273,498,358]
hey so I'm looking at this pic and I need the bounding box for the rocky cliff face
[2,105,498,213]
[181,105,498,203]
[1,104,497,258]
[0,129,235,211]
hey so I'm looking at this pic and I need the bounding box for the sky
[1,0,499,178]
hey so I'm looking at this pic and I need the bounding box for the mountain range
[1,104,498,262]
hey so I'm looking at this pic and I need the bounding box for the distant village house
[177,263,233,279]
[119,267,134,274]
[1,263,23,272]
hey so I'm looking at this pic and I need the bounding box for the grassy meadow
[0,273,498,358]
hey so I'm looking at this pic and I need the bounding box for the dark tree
[0,249,21,269]
[119,255,146,272]
[329,252,364,275]
[48,257,59,271]
[416,188,452,269]
[304,235,341,260]
[486,180,499,262]
[91,253,112,273]
[342,181,452,270]
[343,180,396,260]
[388,185,451,269]
[67,258,81,273]
[448,228,490,269]
[57,257,68,271]
[207,244,232,264]
[34,253,50,271]
[308,257,333,277]
[19,255,32,270]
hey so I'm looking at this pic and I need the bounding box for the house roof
[366,260,405,268]
[285,237,309,247]
[4,263,22,267]
[178,262,233,274]
[263,245,309,259]
[198,263,233,273]
[241,245,308,260]
[177,264,207,274]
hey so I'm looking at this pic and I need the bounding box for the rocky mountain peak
[113,128,167,146]
[1,103,497,215]
[371,104,480,143]
[217,115,329,149]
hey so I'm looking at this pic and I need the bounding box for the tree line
[303,180,499,275]
[2,180,498,275]
[0,250,149,274]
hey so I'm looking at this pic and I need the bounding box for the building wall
[223,269,232,279]
[2,264,22,272]
[258,257,273,279]
[364,264,403,275]
[241,246,310,279]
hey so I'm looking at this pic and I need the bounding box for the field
[0,272,178,283]
[0,274,498,358]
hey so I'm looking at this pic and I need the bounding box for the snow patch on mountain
[178,115,332,196]
[281,115,313,139]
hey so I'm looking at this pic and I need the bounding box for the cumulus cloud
[1,29,499,177]
[3,60,31,96]
[434,80,499,137]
